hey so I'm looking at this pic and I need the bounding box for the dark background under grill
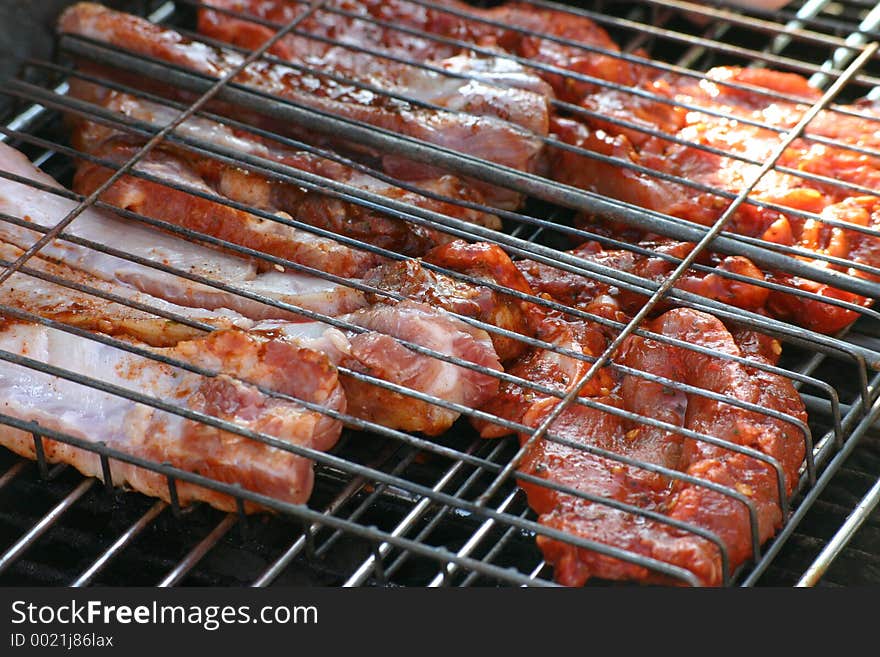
[2,419,879,586]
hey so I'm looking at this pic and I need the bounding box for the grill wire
[0,0,879,586]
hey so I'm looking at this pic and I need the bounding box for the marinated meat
[198,0,630,103]
[68,84,501,263]
[482,308,806,585]
[0,142,367,320]
[0,241,253,347]
[198,0,554,137]
[0,323,345,511]
[58,2,548,210]
[517,239,771,317]
[365,240,543,361]
[73,139,387,279]
[255,300,503,435]
[475,313,611,439]
[549,66,880,332]
[549,68,877,233]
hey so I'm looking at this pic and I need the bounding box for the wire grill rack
[1,0,880,586]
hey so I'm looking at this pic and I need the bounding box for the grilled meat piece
[202,0,478,63]
[255,300,502,435]
[199,0,554,137]
[550,68,874,231]
[763,196,880,332]
[474,313,611,439]
[0,323,345,510]
[549,65,880,332]
[0,241,253,347]
[0,142,367,320]
[198,0,627,103]
[73,139,386,279]
[364,240,543,362]
[68,84,500,264]
[517,240,771,318]
[481,308,805,586]
[58,2,547,210]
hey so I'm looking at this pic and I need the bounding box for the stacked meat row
[195,0,880,333]
[7,0,873,585]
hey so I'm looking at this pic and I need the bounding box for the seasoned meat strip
[365,240,543,362]
[254,300,503,435]
[73,139,386,279]
[479,308,805,586]
[550,65,880,332]
[199,0,554,137]
[517,239,771,319]
[197,0,631,103]
[58,2,547,210]
[68,84,500,264]
[0,241,252,347]
[0,324,345,511]
[0,142,367,320]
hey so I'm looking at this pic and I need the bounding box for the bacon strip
[58,2,548,210]
[67,83,501,266]
[481,308,805,586]
[0,323,345,511]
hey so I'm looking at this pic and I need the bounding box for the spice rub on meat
[0,323,346,511]
[67,84,501,272]
[480,308,805,586]
[549,65,880,333]
[59,2,548,210]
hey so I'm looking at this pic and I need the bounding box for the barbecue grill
[1,0,880,587]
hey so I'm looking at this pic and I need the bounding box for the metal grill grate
[0,0,879,587]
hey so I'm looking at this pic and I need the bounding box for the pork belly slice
[73,139,385,279]
[516,239,771,321]
[200,0,471,64]
[0,322,346,510]
[254,300,502,435]
[548,64,880,332]
[67,85,499,261]
[58,3,547,210]
[0,240,253,347]
[197,0,627,104]
[198,0,553,137]
[478,308,806,585]
[0,142,367,321]
[364,240,543,362]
